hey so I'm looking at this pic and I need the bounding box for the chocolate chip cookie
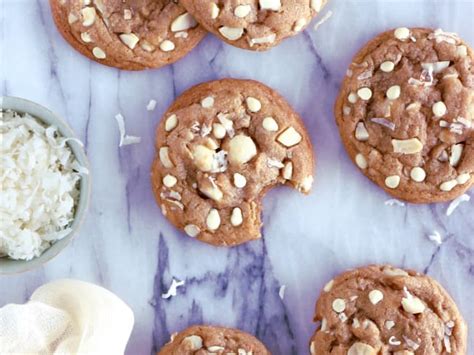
[151,79,315,246]
[180,0,328,51]
[335,27,474,203]
[310,265,467,355]
[158,325,270,354]
[49,0,206,70]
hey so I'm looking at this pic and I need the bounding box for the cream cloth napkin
[0,279,134,354]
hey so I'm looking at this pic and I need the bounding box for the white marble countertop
[1,0,473,354]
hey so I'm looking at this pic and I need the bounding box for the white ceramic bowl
[0,96,91,274]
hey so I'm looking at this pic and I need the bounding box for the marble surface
[1,0,473,354]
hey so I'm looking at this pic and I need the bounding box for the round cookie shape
[49,0,206,70]
[158,325,270,354]
[335,27,474,203]
[180,0,328,51]
[310,265,467,355]
[151,79,315,246]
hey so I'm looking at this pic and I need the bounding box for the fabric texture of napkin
[0,279,134,354]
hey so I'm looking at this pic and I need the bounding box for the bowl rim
[0,96,92,275]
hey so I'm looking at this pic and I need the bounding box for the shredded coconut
[384,199,405,207]
[161,278,185,299]
[313,10,333,31]
[0,110,84,260]
[114,114,141,146]
[278,285,286,300]
[427,231,443,246]
[446,194,470,216]
[146,99,157,111]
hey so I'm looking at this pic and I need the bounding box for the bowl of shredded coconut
[0,97,91,274]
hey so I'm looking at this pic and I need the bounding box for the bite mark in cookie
[310,265,467,355]
[50,0,206,70]
[180,0,329,51]
[151,79,315,246]
[157,325,270,354]
[335,27,474,203]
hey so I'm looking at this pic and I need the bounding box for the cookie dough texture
[151,79,315,247]
[158,325,270,354]
[310,265,467,355]
[49,0,206,70]
[335,27,474,203]
[180,0,328,51]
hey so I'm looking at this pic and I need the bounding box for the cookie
[151,79,315,246]
[310,265,467,355]
[49,0,206,70]
[335,27,474,203]
[180,0,328,51]
[158,325,270,354]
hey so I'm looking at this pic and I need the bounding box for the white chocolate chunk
[457,173,470,185]
[394,27,410,40]
[182,335,203,349]
[199,183,223,202]
[368,290,383,305]
[449,144,464,167]
[262,117,279,131]
[432,101,447,117]
[348,92,358,104]
[165,114,178,132]
[355,122,369,141]
[80,32,92,43]
[348,342,376,355]
[293,18,307,32]
[282,162,293,180]
[246,97,261,112]
[332,298,346,313]
[163,174,177,188]
[440,179,458,192]
[386,85,401,100]
[259,0,281,11]
[355,154,368,169]
[385,175,401,189]
[298,175,313,193]
[171,13,197,32]
[201,96,214,108]
[210,3,220,19]
[206,209,221,230]
[159,147,173,168]
[323,279,334,292]
[212,123,226,139]
[311,0,324,11]
[68,13,78,24]
[233,173,247,188]
[192,145,215,172]
[410,167,426,182]
[228,135,257,165]
[141,41,155,52]
[234,5,252,18]
[219,26,244,41]
[92,47,106,59]
[357,87,372,100]
[380,61,395,72]
[421,61,450,73]
[249,33,276,46]
[231,207,243,226]
[208,346,225,352]
[81,7,96,26]
[119,33,139,49]
[385,320,395,330]
[402,295,425,314]
[184,225,200,238]
[123,9,132,20]
[277,127,302,147]
[457,45,468,57]
[160,40,175,52]
[392,138,423,154]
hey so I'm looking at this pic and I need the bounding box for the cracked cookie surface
[180,0,328,51]
[310,265,467,355]
[151,79,315,246]
[158,325,270,354]
[50,0,206,70]
[335,27,474,203]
